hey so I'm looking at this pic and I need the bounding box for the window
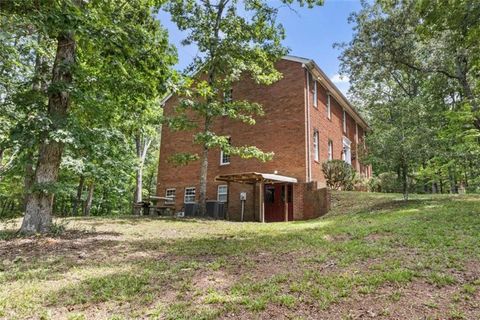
[217,185,228,202]
[165,188,176,204]
[220,150,230,165]
[313,80,318,108]
[342,137,351,165]
[184,187,196,203]
[355,123,359,143]
[328,140,333,161]
[327,94,331,119]
[220,137,231,165]
[223,88,233,103]
[313,130,319,162]
[265,185,275,203]
[343,109,347,133]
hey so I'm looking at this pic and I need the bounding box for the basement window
[184,187,196,203]
[165,188,176,204]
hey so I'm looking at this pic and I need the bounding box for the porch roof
[215,172,298,184]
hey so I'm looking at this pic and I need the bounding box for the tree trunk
[72,175,84,216]
[134,134,143,205]
[198,117,212,216]
[132,133,152,214]
[455,55,480,130]
[83,182,94,216]
[20,32,76,234]
[0,148,3,182]
[401,163,408,201]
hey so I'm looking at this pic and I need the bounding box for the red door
[264,184,283,222]
[287,184,293,221]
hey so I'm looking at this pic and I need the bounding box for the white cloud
[330,73,350,84]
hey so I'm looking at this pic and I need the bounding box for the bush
[374,172,401,193]
[322,160,355,190]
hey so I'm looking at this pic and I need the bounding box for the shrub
[322,160,355,190]
[377,172,401,193]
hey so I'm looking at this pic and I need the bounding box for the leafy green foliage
[322,160,355,190]
[164,0,322,213]
[0,1,176,220]
[338,1,480,197]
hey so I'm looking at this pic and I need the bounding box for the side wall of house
[307,72,369,187]
[156,60,307,214]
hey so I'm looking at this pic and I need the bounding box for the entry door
[264,184,285,222]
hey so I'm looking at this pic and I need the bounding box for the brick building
[156,56,371,222]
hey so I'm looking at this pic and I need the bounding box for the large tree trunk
[72,174,84,216]
[198,117,212,216]
[83,182,94,216]
[23,157,35,211]
[401,162,409,201]
[20,32,76,234]
[132,133,152,214]
[455,55,480,130]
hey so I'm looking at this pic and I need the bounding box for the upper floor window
[217,185,228,202]
[313,80,318,108]
[184,187,196,203]
[327,94,331,119]
[223,88,233,103]
[355,123,359,143]
[220,137,231,165]
[343,109,347,133]
[313,130,319,162]
[165,188,176,204]
[328,140,333,161]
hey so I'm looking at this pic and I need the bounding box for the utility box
[206,201,226,219]
[184,203,199,217]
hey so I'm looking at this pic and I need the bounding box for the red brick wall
[156,58,369,218]
[156,59,307,212]
[307,73,365,187]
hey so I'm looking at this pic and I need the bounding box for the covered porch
[215,172,298,222]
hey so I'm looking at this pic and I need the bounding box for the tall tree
[2,0,175,232]
[165,0,322,215]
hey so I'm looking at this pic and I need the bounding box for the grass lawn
[1,191,479,319]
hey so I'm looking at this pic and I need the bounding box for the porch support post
[259,181,265,223]
[253,182,256,221]
[226,181,230,220]
[284,183,288,222]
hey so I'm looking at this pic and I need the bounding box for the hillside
[1,192,479,319]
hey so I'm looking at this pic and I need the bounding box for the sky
[156,0,363,95]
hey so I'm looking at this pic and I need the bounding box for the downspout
[303,66,309,182]
[306,69,312,182]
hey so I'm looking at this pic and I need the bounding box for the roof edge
[282,55,369,130]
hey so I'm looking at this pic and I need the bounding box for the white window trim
[217,185,228,202]
[313,130,319,162]
[165,188,176,204]
[355,123,359,144]
[343,109,347,133]
[184,187,196,203]
[328,140,333,161]
[313,80,318,108]
[220,150,230,165]
[327,94,331,119]
[342,136,352,165]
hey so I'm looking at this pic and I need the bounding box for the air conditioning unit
[206,201,226,219]
[184,203,198,217]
